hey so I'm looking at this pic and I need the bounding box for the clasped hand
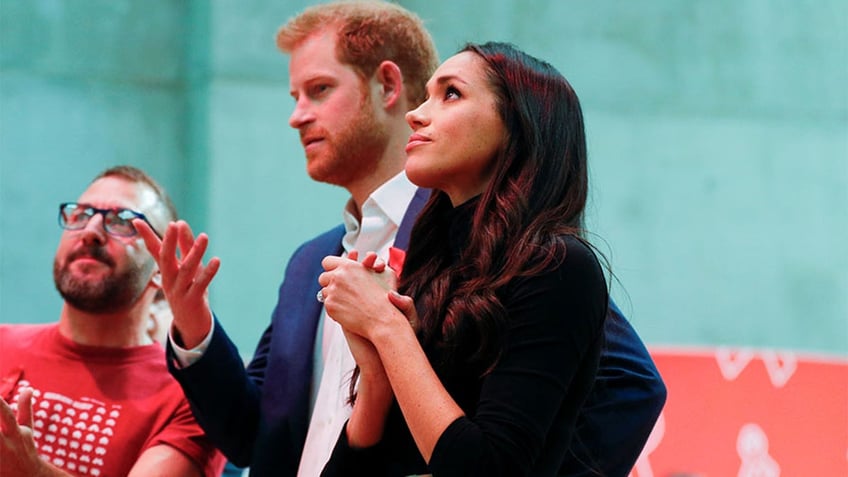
[318,251,415,341]
[318,251,418,413]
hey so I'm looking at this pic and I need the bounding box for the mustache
[299,126,327,143]
[67,246,115,267]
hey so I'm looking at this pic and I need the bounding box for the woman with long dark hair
[318,41,608,476]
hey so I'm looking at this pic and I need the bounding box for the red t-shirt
[0,324,224,477]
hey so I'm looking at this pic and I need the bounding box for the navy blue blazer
[167,188,665,476]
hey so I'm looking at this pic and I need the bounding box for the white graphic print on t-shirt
[12,381,121,477]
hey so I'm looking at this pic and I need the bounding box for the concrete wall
[2,0,845,357]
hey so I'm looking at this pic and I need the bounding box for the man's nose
[289,98,315,129]
[79,214,108,245]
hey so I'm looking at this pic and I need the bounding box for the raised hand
[1,388,70,477]
[134,219,221,349]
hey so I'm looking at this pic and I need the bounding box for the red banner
[630,347,848,477]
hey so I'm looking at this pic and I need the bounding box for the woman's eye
[444,86,461,100]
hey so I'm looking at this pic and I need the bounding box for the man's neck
[347,177,393,221]
[346,135,408,217]
[347,167,405,218]
[58,302,153,348]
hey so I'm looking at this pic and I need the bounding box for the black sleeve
[319,422,388,477]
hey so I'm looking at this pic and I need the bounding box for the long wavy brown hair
[398,42,591,375]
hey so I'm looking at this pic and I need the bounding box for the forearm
[127,444,203,477]
[345,368,394,448]
[167,324,262,466]
[171,307,214,350]
[371,319,463,462]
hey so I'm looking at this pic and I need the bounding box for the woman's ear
[376,60,404,109]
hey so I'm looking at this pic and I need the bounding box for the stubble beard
[53,249,153,314]
[309,95,389,188]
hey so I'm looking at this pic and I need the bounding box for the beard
[53,245,153,314]
[305,93,390,187]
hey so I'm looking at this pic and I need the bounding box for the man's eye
[109,217,131,227]
[311,84,330,96]
[67,210,89,224]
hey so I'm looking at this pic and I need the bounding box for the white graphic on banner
[716,348,798,388]
[716,348,756,381]
[737,423,780,477]
[11,381,120,476]
[759,351,797,388]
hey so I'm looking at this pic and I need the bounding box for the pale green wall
[1,0,846,357]
[1,0,192,327]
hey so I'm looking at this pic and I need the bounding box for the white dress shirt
[298,172,417,476]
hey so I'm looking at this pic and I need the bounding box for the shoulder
[278,224,345,290]
[0,323,54,342]
[559,235,605,279]
[518,234,604,287]
[554,235,607,304]
[282,224,345,276]
[291,224,345,260]
[505,235,607,321]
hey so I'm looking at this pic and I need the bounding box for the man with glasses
[0,166,224,477]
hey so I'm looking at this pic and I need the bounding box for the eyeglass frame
[58,202,162,239]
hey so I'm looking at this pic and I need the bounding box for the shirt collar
[342,171,418,234]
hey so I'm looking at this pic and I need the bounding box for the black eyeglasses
[58,202,161,238]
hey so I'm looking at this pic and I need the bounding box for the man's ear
[375,60,404,109]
